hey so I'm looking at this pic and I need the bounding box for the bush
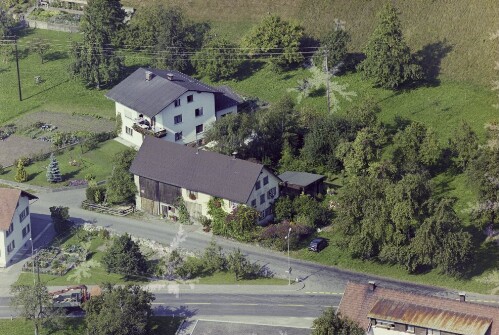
[175,256,205,279]
[102,234,148,276]
[49,206,71,234]
[259,221,313,251]
[86,185,106,203]
[0,164,4,175]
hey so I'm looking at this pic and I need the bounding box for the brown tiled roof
[368,299,492,335]
[0,188,37,231]
[338,282,499,335]
[130,136,271,204]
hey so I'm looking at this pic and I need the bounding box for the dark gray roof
[215,85,243,112]
[278,171,325,187]
[105,68,220,118]
[130,136,264,204]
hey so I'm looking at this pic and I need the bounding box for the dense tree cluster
[106,148,136,204]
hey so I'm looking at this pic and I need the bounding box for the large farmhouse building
[129,136,281,224]
[0,188,37,267]
[106,68,241,148]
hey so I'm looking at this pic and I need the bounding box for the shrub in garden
[227,248,260,280]
[86,185,106,203]
[259,220,313,251]
[175,256,205,279]
[49,206,71,234]
[102,234,148,276]
[14,160,28,182]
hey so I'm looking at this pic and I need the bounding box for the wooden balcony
[132,123,167,138]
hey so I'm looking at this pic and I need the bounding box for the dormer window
[174,99,181,107]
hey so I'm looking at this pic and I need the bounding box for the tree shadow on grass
[61,167,83,182]
[414,40,453,87]
[23,79,69,101]
[45,51,68,62]
[153,305,197,318]
[233,60,265,81]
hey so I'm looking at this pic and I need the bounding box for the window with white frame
[263,176,269,185]
[267,187,276,200]
[260,194,265,204]
[255,180,261,190]
[406,325,415,333]
[19,207,29,222]
[427,330,440,335]
[7,240,15,253]
[175,131,183,141]
[6,223,13,237]
[22,224,31,238]
[187,95,194,103]
[125,126,133,136]
[251,199,256,207]
[195,107,203,117]
[174,98,181,107]
[196,124,203,134]
[174,114,183,124]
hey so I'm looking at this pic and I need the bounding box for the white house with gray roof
[129,136,281,224]
[106,68,242,148]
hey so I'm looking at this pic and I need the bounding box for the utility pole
[14,38,22,101]
[324,49,331,114]
[286,227,292,285]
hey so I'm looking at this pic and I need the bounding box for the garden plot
[0,134,52,167]
[22,245,86,276]
[0,111,115,166]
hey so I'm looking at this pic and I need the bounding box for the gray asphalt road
[0,293,339,319]
[26,188,495,304]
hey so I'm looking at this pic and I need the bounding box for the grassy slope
[0,29,114,124]
[124,0,499,86]
[1,140,127,187]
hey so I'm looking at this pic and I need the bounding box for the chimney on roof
[368,281,376,292]
[459,292,466,302]
[166,73,174,81]
[145,71,154,81]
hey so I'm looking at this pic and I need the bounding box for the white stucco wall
[158,91,216,144]
[246,168,280,221]
[0,195,32,268]
[116,91,217,148]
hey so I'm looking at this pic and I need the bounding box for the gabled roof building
[0,188,37,267]
[130,136,280,224]
[338,282,499,335]
[106,68,242,148]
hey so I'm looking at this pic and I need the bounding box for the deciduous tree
[313,25,351,69]
[242,15,304,69]
[84,284,154,335]
[29,38,50,64]
[312,308,364,335]
[10,282,63,335]
[358,3,422,89]
[450,121,479,170]
[193,37,242,81]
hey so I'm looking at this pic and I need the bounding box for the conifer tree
[69,0,125,88]
[14,160,28,183]
[46,154,62,183]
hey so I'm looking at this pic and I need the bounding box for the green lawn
[0,317,182,335]
[205,67,497,143]
[1,140,127,187]
[196,271,288,285]
[292,231,499,294]
[0,29,114,124]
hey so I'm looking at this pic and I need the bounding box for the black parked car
[308,238,328,252]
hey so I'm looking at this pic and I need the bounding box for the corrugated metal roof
[130,136,267,204]
[278,171,325,187]
[338,282,499,335]
[368,299,492,335]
